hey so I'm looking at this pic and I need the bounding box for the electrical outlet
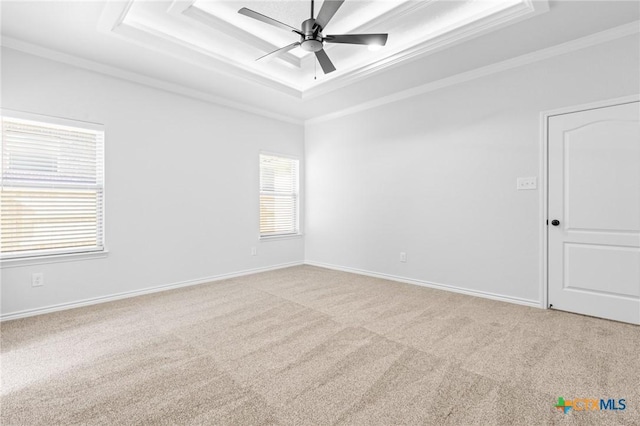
[251,247,257,256]
[32,272,44,287]
[517,177,537,190]
[400,252,407,263]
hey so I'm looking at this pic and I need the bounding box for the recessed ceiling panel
[100,0,549,97]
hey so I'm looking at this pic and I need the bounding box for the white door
[548,101,640,325]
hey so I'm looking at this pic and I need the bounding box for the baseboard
[0,261,303,321]
[2,259,540,321]
[304,260,541,308]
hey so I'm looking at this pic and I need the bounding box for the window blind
[1,116,105,259]
[259,154,299,237]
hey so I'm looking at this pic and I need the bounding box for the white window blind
[1,115,105,259]
[260,154,299,237]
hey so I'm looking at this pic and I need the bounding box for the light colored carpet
[1,265,639,425]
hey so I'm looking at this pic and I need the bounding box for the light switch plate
[517,177,537,190]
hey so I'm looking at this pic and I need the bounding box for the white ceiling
[99,0,548,95]
[1,1,639,122]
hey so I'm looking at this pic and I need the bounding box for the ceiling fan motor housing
[300,18,323,52]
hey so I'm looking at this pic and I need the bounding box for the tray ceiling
[4,1,637,122]
[99,0,549,98]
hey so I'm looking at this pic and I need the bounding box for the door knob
[551,220,560,226]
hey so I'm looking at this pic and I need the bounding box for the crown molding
[3,18,636,127]
[3,19,635,128]
[298,0,440,86]
[114,20,303,96]
[0,37,304,125]
[302,0,549,99]
[305,20,640,125]
[98,0,545,98]
[95,0,134,33]
[97,0,304,98]
[316,0,438,59]
[177,1,301,69]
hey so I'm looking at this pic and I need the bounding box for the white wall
[305,35,640,306]
[2,33,638,318]
[1,48,305,318]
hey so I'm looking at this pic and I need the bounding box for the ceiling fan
[238,0,388,74]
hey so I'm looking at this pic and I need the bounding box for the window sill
[1,250,109,269]
[259,234,304,242]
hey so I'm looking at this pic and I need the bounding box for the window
[259,154,299,238]
[1,113,105,259]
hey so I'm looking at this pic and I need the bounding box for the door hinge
[546,219,549,225]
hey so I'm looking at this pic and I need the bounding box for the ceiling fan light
[368,43,383,52]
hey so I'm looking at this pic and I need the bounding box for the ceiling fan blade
[324,33,388,46]
[315,0,345,30]
[256,42,301,61]
[314,49,336,74]
[238,7,300,34]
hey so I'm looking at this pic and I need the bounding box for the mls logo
[555,397,572,414]
[599,399,627,411]
[554,397,626,414]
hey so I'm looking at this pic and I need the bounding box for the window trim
[0,249,109,269]
[259,233,303,242]
[0,109,107,264]
[258,151,301,240]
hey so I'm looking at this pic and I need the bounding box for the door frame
[538,94,640,310]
